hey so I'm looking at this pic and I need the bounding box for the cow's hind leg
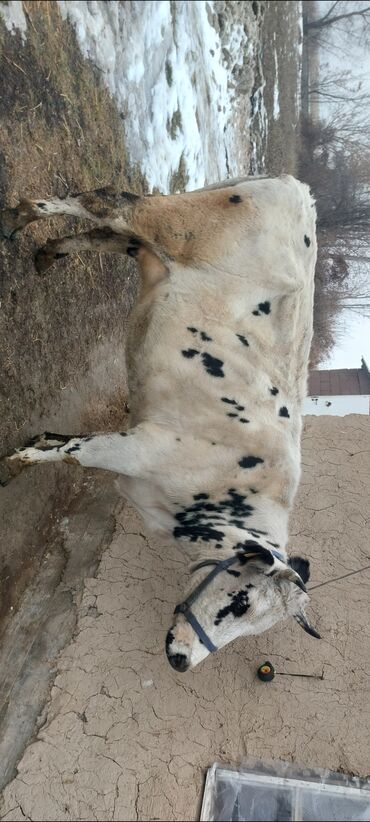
[0,195,97,240]
[34,227,141,275]
[0,187,140,241]
[1,180,255,271]
[34,227,169,290]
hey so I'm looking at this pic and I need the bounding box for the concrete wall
[1,414,370,820]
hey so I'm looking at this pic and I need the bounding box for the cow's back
[126,176,316,436]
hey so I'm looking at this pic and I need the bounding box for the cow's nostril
[168,652,189,672]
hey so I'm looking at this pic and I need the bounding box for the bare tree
[301,3,370,359]
[330,279,370,319]
[299,112,370,362]
[304,1,370,34]
[308,70,370,107]
[303,1,370,63]
[328,107,370,153]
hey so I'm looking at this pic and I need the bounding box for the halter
[174,547,285,654]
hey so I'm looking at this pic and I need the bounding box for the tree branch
[308,89,368,101]
[316,1,342,25]
[306,6,370,31]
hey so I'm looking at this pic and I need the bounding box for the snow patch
[58,0,257,193]
[0,0,27,40]
[249,79,267,175]
[297,1,303,107]
[273,34,280,120]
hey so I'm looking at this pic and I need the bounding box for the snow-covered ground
[2,1,267,193]
[1,1,302,193]
[56,0,260,192]
[272,32,280,120]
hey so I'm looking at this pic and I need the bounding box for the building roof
[309,358,370,397]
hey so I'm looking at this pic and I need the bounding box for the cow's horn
[278,566,307,593]
[295,610,321,639]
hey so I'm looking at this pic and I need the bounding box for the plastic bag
[201,759,370,822]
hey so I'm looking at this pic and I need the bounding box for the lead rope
[308,564,370,592]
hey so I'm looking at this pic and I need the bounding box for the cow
[0,174,319,672]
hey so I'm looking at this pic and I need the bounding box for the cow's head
[165,543,319,672]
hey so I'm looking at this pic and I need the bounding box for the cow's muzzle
[165,629,190,672]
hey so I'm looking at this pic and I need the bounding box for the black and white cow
[0,174,319,671]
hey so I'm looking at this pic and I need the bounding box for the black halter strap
[174,556,242,653]
[174,547,286,653]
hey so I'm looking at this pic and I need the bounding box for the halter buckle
[174,602,189,615]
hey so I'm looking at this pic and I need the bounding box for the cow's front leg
[0,426,161,486]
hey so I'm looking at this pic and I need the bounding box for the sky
[320,314,370,369]
[316,1,370,370]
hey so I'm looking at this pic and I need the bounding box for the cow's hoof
[0,208,20,241]
[0,454,25,486]
[35,242,69,275]
[34,248,55,276]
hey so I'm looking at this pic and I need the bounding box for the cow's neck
[180,522,288,568]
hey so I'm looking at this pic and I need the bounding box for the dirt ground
[0,415,369,821]
[0,2,353,819]
[0,0,143,633]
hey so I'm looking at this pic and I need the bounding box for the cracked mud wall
[0,414,369,822]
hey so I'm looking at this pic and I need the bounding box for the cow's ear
[288,556,310,584]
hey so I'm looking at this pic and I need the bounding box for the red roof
[309,359,370,396]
